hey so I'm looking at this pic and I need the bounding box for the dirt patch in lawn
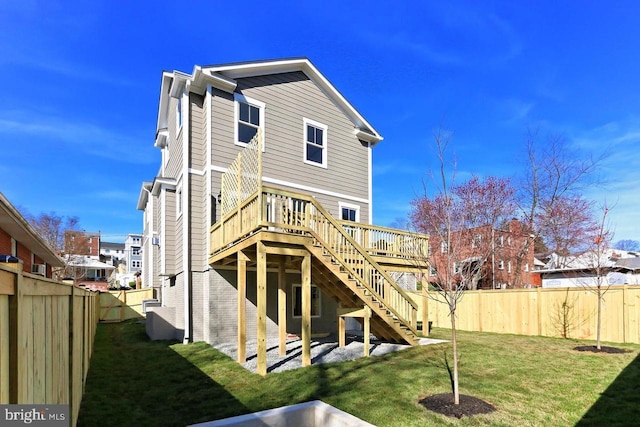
[419,393,496,419]
[574,345,632,354]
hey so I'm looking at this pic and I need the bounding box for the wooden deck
[207,132,429,375]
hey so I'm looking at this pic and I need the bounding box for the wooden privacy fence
[0,262,98,427]
[409,285,640,344]
[99,288,154,322]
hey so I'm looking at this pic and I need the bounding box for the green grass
[77,321,640,426]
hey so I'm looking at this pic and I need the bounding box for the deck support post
[301,254,311,367]
[338,303,345,347]
[278,259,287,356]
[257,242,267,376]
[237,251,248,363]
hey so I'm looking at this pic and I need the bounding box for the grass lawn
[77,321,640,426]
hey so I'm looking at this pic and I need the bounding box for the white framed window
[498,235,504,247]
[453,262,460,274]
[234,94,265,149]
[507,261,512,273]
[429,264,437,275]
[507,236,512,246]
[441,241,448,254]
[176,97,183,130]
[472,235,481,248]
[292,284,321,318]
[498,260,505,270]
[176,183,183,218]
[339,202,359,222]
[303,118,327,168]
[524,263,529,272]
[132,247,141,256]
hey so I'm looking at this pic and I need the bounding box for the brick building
[427,220,536,289]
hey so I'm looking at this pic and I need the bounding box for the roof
[101,242,125,251]
[0,192,64,267]
[66,256,116,270]
[155,57,383,146]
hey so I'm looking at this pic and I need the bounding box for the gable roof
[0,192,64,267]
[155,57,383,147]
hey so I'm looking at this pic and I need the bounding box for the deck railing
[210,186,422,330]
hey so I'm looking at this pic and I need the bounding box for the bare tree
[614,239,640,251]
[513,129,604,286]
[409,128,515,404]
[26,211,81,254]
[578,204,614,350]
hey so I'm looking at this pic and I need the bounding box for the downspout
[182,90,192,344]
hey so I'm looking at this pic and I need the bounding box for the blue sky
[1,1,639,243]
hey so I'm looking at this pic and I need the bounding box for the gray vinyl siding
[164,190,177,274]
[165,97,184,180]
[209,72,370,222]
[190,173,208,269]
[189,93,207,171]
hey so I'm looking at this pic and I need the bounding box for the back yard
[77,321,640,426]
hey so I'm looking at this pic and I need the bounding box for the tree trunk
[596,289,602,350]
[450,307,460,405]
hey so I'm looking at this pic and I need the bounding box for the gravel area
[214,333,447,374]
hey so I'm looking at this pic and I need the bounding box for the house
[0,192,64,278]
[100,241,125,267]
[64,230,100,260]
[137,58,429,373]
[426,220,537,289]
[539,249,640,288]
[124,233,142,273]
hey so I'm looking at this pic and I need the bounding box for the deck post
[301,254,311,367]
[338,302,345,347]
[237,251,248,363]
[422,285,429,336]
[257,242,267,376]
[364,306,371,357]
[278,259,287,356]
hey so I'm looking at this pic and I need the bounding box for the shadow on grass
[576,352,640,426]
[77,321,249,427]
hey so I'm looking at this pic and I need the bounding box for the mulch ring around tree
[419,393,496,419]
[574,345,632,354]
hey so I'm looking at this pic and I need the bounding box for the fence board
[0,262,97,426]
[99,288,154,322]
[409,285,640,344]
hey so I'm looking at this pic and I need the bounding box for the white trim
[302,118,328,168]
[338,202,360,222]
[176,178,183,219]
[206,85,213,254]
[367,141,372,224]
[233,93,265,151]
[176,96,183,132]
[188,168,206,176]
[180,91,191,343]
[292,284,322,318]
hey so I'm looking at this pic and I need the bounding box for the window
[339,202,359,222]
[429,265,437,276]
[177,184,183,217]
[441,241,448,254]
[471,235,481,248]
[507,236,512,246]
[498,260,504,270]
[176,97,182,129]
[132,247,141,256]
[453,262,460,274]
[234,94,265,148]
[498,235,504,247]
[524,263,529,272]
[303,118,327,168]
[292,284,321,317]
[507,261,512,273]
[132,260,141,269]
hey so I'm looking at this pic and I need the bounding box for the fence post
[623,285,628,343]
[6,262,23,403]
[537,287,542,336]
[477,289,483,332]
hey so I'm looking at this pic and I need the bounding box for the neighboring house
[539,249,640,288]
[64,230,100,260]
[65,256,115,291]
[137,58,429,372]
[124,233,142,273]
[100,241,125,267]
[0,192,64,278]
[427,220,536,289]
